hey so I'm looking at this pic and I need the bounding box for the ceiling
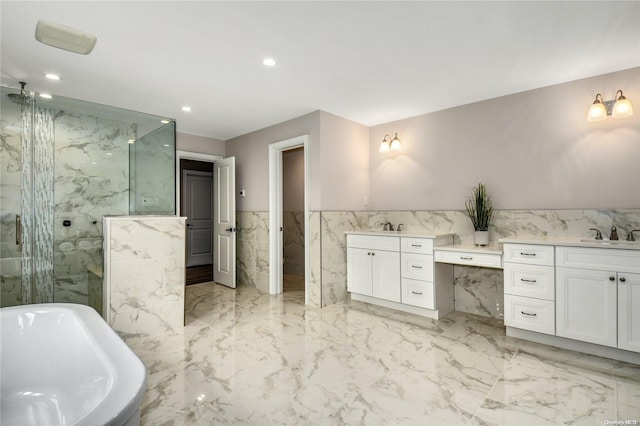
[1,1,639,141]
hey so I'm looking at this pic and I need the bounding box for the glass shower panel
[1,86,25,307]
[2,86,175,313]
[129,121,176,215]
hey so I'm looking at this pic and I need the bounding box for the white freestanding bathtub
[0,303,147,426]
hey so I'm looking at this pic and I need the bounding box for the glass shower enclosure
[0,85,176,314]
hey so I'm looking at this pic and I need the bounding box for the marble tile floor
[124,282,640,426]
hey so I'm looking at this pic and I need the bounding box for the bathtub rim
[0,303,147,426]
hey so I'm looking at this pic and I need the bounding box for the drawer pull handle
[411,265,423,269]
[520,278,537,283]
[620,277,626,283]
[520,252,536,256]
[460,256,473,260]
[521,311,537,317]
[609,276,615,281]
[411,291,423,295]
[411,244,422,248]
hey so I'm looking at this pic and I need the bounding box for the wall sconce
[379,133,401,153]
[587,90,634,122]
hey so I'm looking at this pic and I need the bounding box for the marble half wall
[104,216,186,338]
[237,208,640,318]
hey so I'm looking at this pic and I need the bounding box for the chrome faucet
[627,230,640,241]
[383,221,394,231]
[609,225,619,241]
[589,228,603,240]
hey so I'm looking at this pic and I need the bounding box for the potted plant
[464,182,493,246]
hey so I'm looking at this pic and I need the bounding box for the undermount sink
[580,239,640,246]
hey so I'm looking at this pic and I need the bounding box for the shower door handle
[16,214,21,245]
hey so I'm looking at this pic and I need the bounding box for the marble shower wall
[104,216,185,338]
[54,111,134,308]
[0,107,22,306]
[283,211,304,276]
[237,208,640,319]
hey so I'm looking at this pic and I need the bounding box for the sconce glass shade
[379,138,390,153]
[390,133,401,151]
[612,90,633,118]
[587,94,607,121]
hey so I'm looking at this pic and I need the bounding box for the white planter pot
[474,231,489,246]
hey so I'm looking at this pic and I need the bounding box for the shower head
[7,82,31,105]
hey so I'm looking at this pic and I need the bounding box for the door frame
[175,150,222,216]
[268,135,310,304]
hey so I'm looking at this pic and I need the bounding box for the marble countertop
[345,230,454,239]
[499,236,640,251]
[434,244,503,255]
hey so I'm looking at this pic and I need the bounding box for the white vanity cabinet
[503,243,555,335]
[346,232,454,319]
[618,272,640,352]
[556,246,640,352]
[401,237,435,309]
[347,235,400,302]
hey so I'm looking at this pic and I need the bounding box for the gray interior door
[184,170,214,267]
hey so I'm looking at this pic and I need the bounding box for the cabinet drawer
[401,253,434,281]
[401,279,434,309]
[504,294,555,335]
[504,263,555,300]
[434,250,502,268]
[503,244,554,266]
[556,246,640,273]
[401,237,433,255]
[347,234,399,252]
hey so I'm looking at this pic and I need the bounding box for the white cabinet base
[351,293,444,320]
[506,327,640,365]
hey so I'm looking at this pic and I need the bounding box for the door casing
[268,135,310,304]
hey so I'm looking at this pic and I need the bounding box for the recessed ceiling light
[106,152,113,156]
[45,73,60,80]
[160,119,170,124]
[181,106,191,112]
[39,93,52,99]
[163,144,170,147]
[263,58,276,67]
[127,139,135,144]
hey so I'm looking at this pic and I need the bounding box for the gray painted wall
[225,110,370,211]
[177,132,225,157]
[370,67,640,210]
[283,147,304,212]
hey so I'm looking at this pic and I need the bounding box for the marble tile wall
[104,216,186,338]
[236,208,640,318]
[283,211,305,276]
[53,111,134,307]
[236,211,270,293]
[1,107,22,307]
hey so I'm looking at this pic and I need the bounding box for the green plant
[465,183,493,231]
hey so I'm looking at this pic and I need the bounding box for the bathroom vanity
[501,237,640,363]
[346,232,455,319]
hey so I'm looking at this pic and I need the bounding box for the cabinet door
[618,272,640,353]
[347,248,373,296]
[556,267,617,348]
[372,250,401,302]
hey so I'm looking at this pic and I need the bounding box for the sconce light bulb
[379,140,390,153]
[390,133,401,151]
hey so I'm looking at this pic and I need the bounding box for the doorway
[181,159,213,285]
[176,151,236,289]
[268,135,310,304]
[282,147,305,293]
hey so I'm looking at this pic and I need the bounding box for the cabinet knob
[620,277,627,283]
[609,276,615,281]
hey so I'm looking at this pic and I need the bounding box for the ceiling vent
[35,20,97,55]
